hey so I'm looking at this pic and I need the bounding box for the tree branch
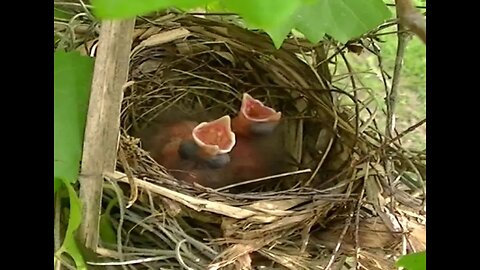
[78,18,136,251]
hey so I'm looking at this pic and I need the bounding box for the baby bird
[232,93,282,137]
[139,114,236,186]
[220,93,284,186]
[178,93,284,189]
[139,94,284,189]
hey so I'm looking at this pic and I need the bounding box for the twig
[54,254,77,270]
[337,46,360,143]
[54,191,62,252]
[175,239,196,270]
[215,169,312,192]
[54,191,63,270]
[354,181,367,270]
[118,146,138,208]
[324,199,355,270]
[321,118,425,186]
[54,1,93,9]
[385,32,407,140]
[383,3,411,211]
[104,177,128,269]
[187,12,238,16]
[105,171,271,222]
[87,255,172,266]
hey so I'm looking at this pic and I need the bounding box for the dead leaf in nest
[234,253,252,270]
[131,28,191,56]
[132,28,148,40]
[357,251,396,270]
[118,146,138,208]
[283,119,303,175]
[221,217,242,237]
[365,175,401,232]
[326,141,352,172]
[209,26,229,36]
[142,28,190,47]
[407,221,426,251]
[355,162,386,179]
[247,213,313,235]
[139,26,162,40]
[176,42,192,55]
[209,244,258,270]
[315,128,334,155]
[160,197,183,217]
[258,248,311,270]
[119,135,142,169]
[316,217,399,250]
[214,51,236,66]
[246,198,308,215]
[138,59,162,74]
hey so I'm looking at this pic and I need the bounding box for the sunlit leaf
[92,0,210,18]
[91,0,392,47]
[54,51,94,193]
[55,181,87,270]
[99,214,117,244]
[294,0,328,44]
[396,251,426,270]
[303,0,392,44]
[99,198,118,244]
[221,0,301,30]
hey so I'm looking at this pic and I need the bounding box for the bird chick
[221,93,284,187]
[139,114,236,185]
[231,93,282,137]
[138,94,284,189]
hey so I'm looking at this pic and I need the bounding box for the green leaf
[264,20,297,49]
[205,0,224,12]
[54,51,94,193]
[92,0,210,19]
[221,0,302,31]
[99,198,118,244]
[91,0,391,47]
[396,251,426,270]
[220,0,391,47]
[294,1,328,44]
[304,0,392,44]
[99,214,117,244]
[55,180,87,270]
[54,178,61,195]
[220,0,303,48]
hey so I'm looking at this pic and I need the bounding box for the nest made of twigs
[71,12,426,270]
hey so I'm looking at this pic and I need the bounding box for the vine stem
[54,191,62,270]
[383,0,411,244]
[386,16,409,140]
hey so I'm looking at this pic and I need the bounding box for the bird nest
[76,13,425,270]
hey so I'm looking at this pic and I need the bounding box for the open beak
[240,93,282,123]
[192,115,236,157]
[233,93,282,136]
